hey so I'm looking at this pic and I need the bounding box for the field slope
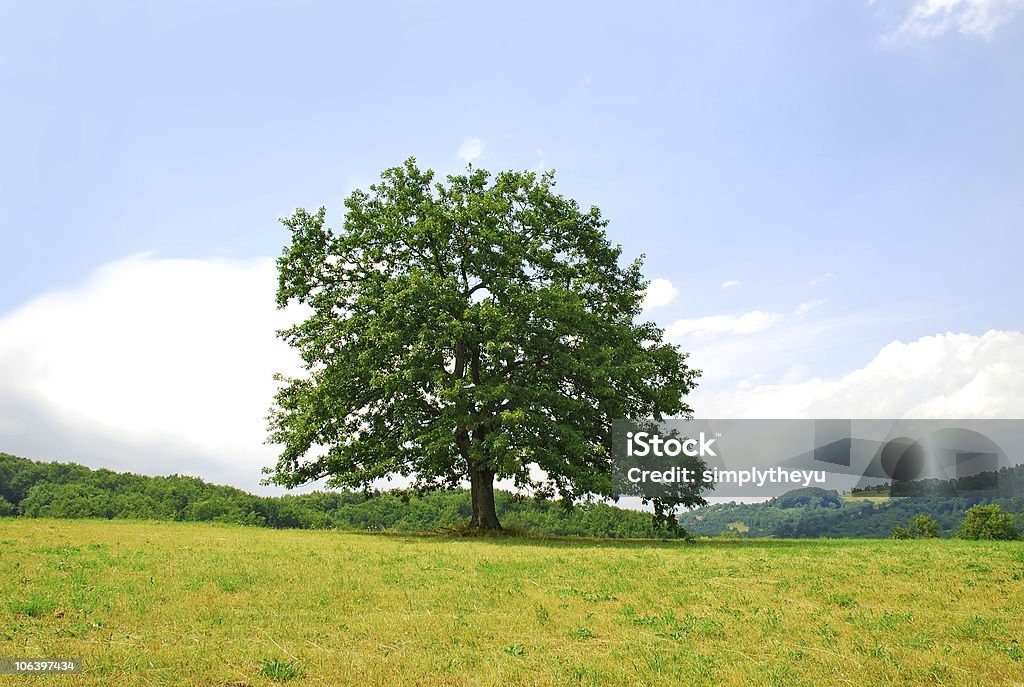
[1,519,1022,686]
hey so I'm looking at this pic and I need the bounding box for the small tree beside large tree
[265,158,703,531]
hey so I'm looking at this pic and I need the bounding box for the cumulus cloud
[457,137,484,163]
[888,0,1024,40]
[641,278,678,311]
[0,255,302,492]
[692,330,1024,419]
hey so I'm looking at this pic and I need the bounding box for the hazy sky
[1,1,1022,492]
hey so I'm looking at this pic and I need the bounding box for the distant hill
[679,463,1024,538]
[771,487,843,509]
[0,452,683,539]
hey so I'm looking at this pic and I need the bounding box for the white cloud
[808,272,834,287]
[888,0,1024,40]
[665,299,823,342]
[663,301,929,386]
[457,137,484,163]
[0,255,303,492]
[666,310,782,338]
[532,149,550,174]
[720,280,740,289]
[641,278,678,311]
[693,330,1024,418]
[794,299,826,316]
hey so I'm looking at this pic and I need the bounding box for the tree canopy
[266,159,702,530]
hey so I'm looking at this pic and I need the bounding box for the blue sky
[1,1,1022,490]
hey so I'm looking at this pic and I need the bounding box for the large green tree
[266,159,702,531]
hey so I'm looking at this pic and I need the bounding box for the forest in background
[680,485,1024,538]
[2,452,1022,539]
[0,453,682,538]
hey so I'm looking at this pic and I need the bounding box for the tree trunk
[469,465,502,531]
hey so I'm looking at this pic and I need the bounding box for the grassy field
[1,520,1022,686]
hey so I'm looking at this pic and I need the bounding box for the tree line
[678,482,1024,539]
[5,452,1020,539]
[0,453,683,538]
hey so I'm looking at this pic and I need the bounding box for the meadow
[1,519,1023,686]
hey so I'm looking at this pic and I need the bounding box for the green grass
[0,519,1022,686]
[257,658,302,681]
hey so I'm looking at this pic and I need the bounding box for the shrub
[909,514,941,538]
[891,514,940,539]
[890,525,913,540]
[956,505,1019,541]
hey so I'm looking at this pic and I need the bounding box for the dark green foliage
[771,487,843,509]
[852,461,1024,499]
[268,159,703,530]
[908,514,941,538]
[890,514,940,539]
[681,465,1024,538]
[0,453,686,539]
[956,504,1020,541]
